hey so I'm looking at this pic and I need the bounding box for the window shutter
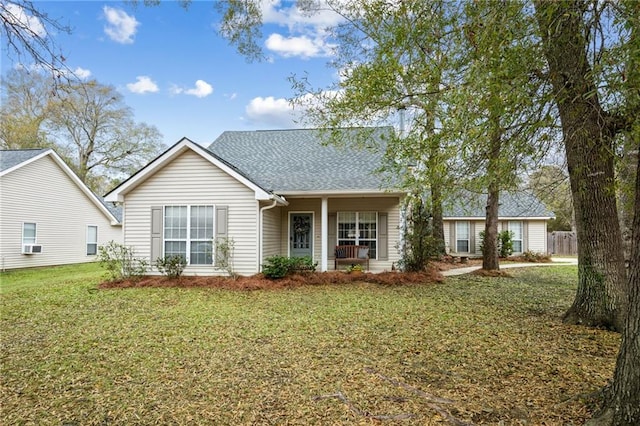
[214,205,228,267]
[523,221,529,251]
[328,213,336,259]
[150,206,163,263]
[449,222,456,252]
[378,212,388,260]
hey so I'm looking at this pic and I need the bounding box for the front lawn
[0,263,619,425]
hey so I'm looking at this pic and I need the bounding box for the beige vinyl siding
[526,220,548,253]
[444,218,549,256]
[122,150,259,276]
[280,197,401,272]
[443,221,451,252]
[261,204,281,263]
[0,155,121,270]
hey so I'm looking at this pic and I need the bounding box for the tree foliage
[1,69,165,194]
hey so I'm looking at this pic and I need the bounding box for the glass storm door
[290,213,313,258]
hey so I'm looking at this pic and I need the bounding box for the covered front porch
[259,194,403,273]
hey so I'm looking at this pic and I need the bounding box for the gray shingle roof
[207,128,396,192]
[444,191,554,218]
[0,149,49,172]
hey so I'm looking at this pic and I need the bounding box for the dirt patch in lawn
[99,268,445,290]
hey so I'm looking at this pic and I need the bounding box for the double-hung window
[509,221,523,253]
[87,226,98,255]
[455,221,470,252]
[23,222,36,245]
[164,205,214,265]
[337,212,377,258]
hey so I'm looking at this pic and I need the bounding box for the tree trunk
[431,182,446,256]
[483,184,500,270]
[482,111,502,271]
[587,144,640,426]
[534,0,627,331]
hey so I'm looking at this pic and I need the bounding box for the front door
[290,213,313,258]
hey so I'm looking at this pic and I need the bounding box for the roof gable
[0,148,120,224]
[207,128,398,194]
[104,138,283,203]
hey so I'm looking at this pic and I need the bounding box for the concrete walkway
[441,257,578,277]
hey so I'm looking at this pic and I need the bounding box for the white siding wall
[526,220,548,253]
[261,204,281,263]
[122,150,259,276]
[0,155,121,270]
[280,197,402,272]
[443,219,549,256]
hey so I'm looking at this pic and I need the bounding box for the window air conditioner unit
[23,244,43,254]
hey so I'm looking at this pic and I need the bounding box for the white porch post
[321,197,328,271]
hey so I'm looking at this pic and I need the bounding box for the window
[456,221,470,252]
[164,205,213,265]
[337,212,377,258]
[23,222,36,244]
[509,221,523,253]
[87,226,98,255]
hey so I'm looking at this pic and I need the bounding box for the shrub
[155,255,187,279]
[262,255,317,279]
[98,240,148,282]
[521,250,551,263]
[480,230,514,258]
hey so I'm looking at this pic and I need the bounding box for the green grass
[1,264,619,425]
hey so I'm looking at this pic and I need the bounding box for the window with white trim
[337,212,377,258]
[23,222,36,244]
[164,205,214,265]
[455,221,470,252]
[87,225,98,255]
[509,221,523,253]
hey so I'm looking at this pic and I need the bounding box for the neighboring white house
[443,191,554,256]
[0,149,122,271]
[105,129,405,276]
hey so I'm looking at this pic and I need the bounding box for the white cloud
[1,3,46,37]
[126,76,159,94]
[245,96,299,127]
[260,1,344,29]
[73,67,92,79]
[185,80,213,97]
[171,80,213,98]
[265,33,323,59]
[103,6,139,44]
[259,1,341,58]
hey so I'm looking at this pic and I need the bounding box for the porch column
[321,197,328,271]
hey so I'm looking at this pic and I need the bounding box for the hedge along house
[442,191,555,257]
[104,128,405,276]
[0,148,122,271]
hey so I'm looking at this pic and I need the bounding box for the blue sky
[1,1,345,146]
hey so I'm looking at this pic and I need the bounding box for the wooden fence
[547,231,577,255]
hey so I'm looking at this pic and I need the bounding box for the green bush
[480,230,514,258]
[155,255,187,279]
[262,255,316,279]
[98,241,148,282]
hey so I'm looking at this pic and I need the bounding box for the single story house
[442,191,554,256]
[105,128,405,276]
[104,128,554,276]
[0,148,122,271]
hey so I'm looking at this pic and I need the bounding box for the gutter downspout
[258,199,279,272]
